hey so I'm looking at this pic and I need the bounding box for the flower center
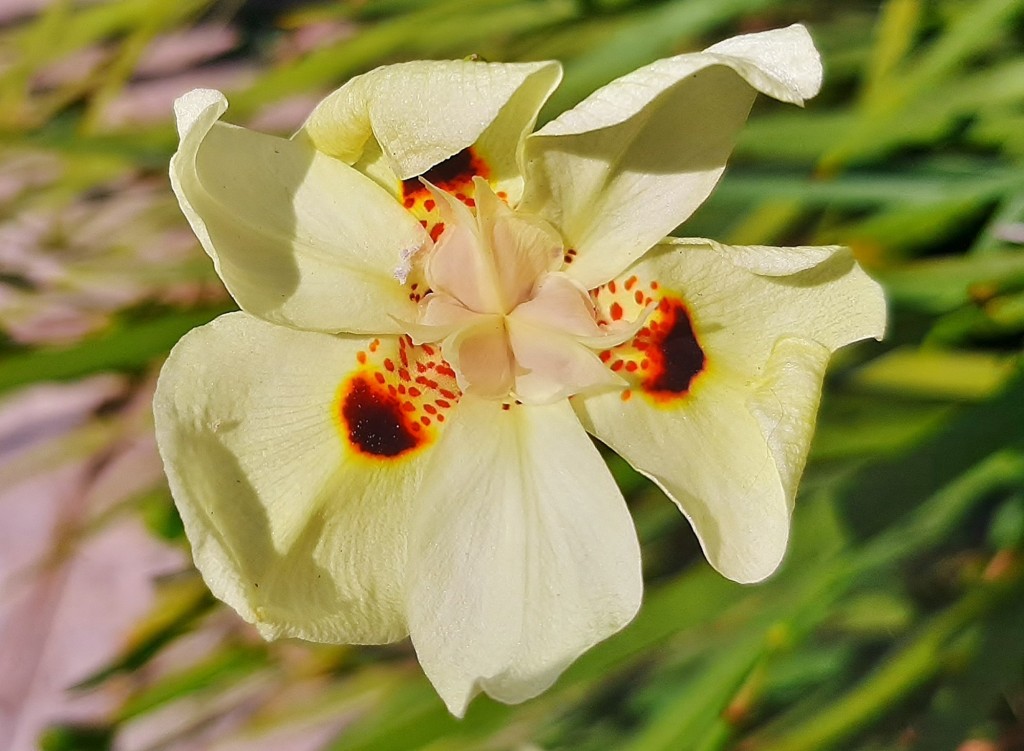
[408,178,642,405]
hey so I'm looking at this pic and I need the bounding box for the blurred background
[1,0,1023,749]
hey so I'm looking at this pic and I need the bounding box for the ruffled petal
[575,376,791,583]
[442,315,515,399]
[655,238,887,371]
[423,183,495,312]
[574,238,885,582]
[295,60,561,201]
[507,318,625,404]
[521,24,822,288]
[424,179,563,315]
[513,273,649,349]
[475,178,564,311]
[407,397,642,716]
[171,89,426,335]
[153,313,461,643]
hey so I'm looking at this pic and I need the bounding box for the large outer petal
[296,60,561,198]
[520,24,822,289]
[154,313,434,643]
[663,238,886,370]
[407,397,642,716]
[171,89,426,335]
[574,239,884,582]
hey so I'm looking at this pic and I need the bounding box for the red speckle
[501,403,511,411]
[374,372,386,385]
[642,297,706,399]
[599,350,612,362]
[635,290,644,305]
[340,375,422,458]
[625,275,637,291]
[424,199,436,212]
[608,281,617,293]
[610,302,624,321]
[421,416,432,426]
[430,223,446,242]
[621,389,632,402]
[357,351,367,364]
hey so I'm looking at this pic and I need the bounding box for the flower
[155,24,885,716]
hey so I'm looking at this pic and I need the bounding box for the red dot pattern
[591,275,706,406]
[336,335,463,459]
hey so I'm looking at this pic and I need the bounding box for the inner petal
[413,183,636,403]
[507,318,625,404]
[474,178,563,310]
[444,316,516,399]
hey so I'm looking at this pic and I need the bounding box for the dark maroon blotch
[342,377,419,458]
[647,301,705,395]
[400,147,486,197]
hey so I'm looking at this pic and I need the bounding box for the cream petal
[153,313,447,643]
[407,397,642,716]
[295,60,561,196]
[520,24,823,289]
[171,89,425,335]
[747,336,831,503]
[648,238,886,373]
[574,237,885,582]
[574,375,791,584]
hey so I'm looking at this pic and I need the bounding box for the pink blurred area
[0,377,184,751]
[0,8,374,749]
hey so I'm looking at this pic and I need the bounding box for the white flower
[155,24,885,716]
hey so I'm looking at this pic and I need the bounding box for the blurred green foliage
[1,0,1023,749]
